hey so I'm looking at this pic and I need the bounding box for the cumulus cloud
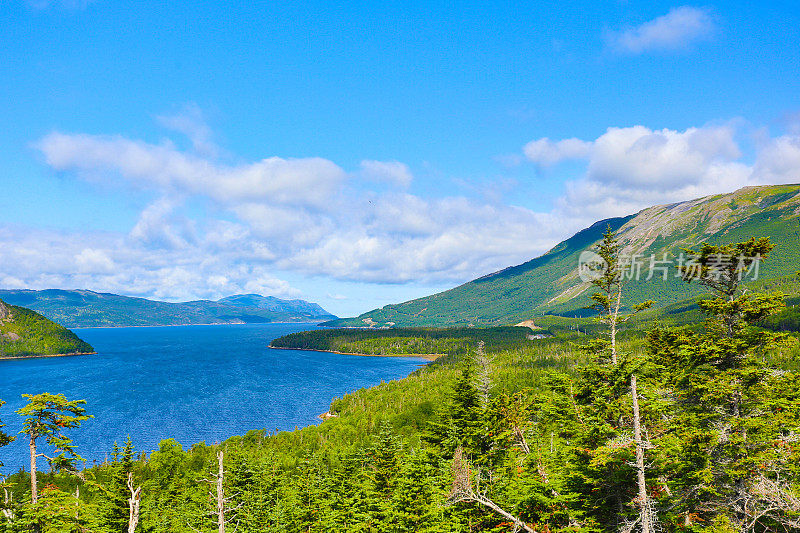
[327,293,348,300]
[607,6,715,54]
[526,123,800,223]
[0,225,301,302]
[523,137,592,166]
[75,248,115,274]
[751,134,800,185]
[359,160,414,187]
[129,197,196,249]
[13,111,800,307]
[36,132,345,208]
[156,103,220,158]
[17,117,562,299]
[587,125,741,189]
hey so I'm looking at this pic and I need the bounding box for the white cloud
[751,134,800,185]
[75,248,115,274]
[0,276,26,289]
[0,225,302,302]
[129,197,196,249]
[327,293,348,300]
[14,111,800,308]
[23,119,560,295]
[587,125,741,190]
[156,103,220,158]
[360,160,413,187]
[608,6,715,54]
[525,123,799,223]
[36,132,345,208]
[523,137,592,166]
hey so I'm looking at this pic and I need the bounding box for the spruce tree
[0,400,14,471]
[15,393,91,505]
[586,225,652,364]
[650,237,800,529]
[100,450,127,532]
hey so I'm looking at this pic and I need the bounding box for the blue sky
[1,0,799,317]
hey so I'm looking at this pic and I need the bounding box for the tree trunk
[2,487,13,522]
[611,286,622,365]
[29,435,37,504]
[471,493,536,533]
[631,374,651,533]
[216,450,225,533]
[475,341,492,406]
[127,472,141,533]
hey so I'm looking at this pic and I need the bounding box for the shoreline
[268,345,443,361]
[0,351,97,361]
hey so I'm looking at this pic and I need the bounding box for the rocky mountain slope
[0,290,336,328]
[325,184,800,327]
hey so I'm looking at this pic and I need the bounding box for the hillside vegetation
[0,290,336,328]
[0,300,94,358]
[327,184,800,327]
[270,326,535,358]
[2,234,799,532]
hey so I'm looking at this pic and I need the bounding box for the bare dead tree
[631,374,656,533]
[197,448,243,533]
[127,472,141,533]
[447,447,535,533]
[727,469,800,533]
[2,484,13,523]
[215,450,225,533]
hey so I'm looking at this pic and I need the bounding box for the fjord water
[0,323,427,471]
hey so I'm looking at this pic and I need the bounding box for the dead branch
[447,447,536,533]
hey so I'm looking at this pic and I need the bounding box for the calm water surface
[0,323,426,471]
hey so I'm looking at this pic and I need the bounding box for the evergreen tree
[586,225,653,364]
[424,365,484,458]
[0,400,14,471]
[13,484,101,533]
[650,238,800,530]
[99,437,135,532]
[15,393,91,505]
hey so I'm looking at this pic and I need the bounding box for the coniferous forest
[1,236,799,532]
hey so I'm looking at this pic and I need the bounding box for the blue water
[0,323,426,471]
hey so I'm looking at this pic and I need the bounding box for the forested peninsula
[0,299,94,359]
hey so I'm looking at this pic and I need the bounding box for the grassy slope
[0,301,94,357]
[0,289,336,328]
[326,184,800,328]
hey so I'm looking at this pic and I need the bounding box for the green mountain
[0,290,336,328]
[0,299,94,358]
[325,184,800,327]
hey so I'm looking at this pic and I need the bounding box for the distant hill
[0,299,94,358]
[217,294,331,317]
[0,290,337,328]
[325,184,800,328]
